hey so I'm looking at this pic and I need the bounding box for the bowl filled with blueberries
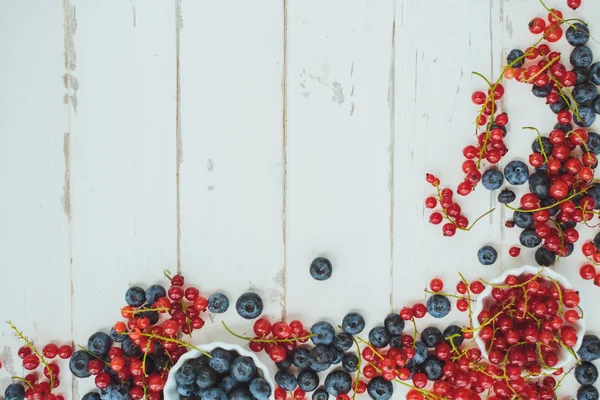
[164,342,274,400]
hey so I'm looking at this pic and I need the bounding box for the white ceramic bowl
[164,342,275,400]
[472,265,585,372]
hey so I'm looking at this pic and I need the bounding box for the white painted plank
[0,1,73,396]
[286,1,395,328]
[178,0,285,351]
[68,1,177,397]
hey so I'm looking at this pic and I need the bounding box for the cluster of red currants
[580,240,600,286]
[248,318,311,363]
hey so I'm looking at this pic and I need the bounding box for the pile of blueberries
[173,349,271,400]
[576,334,600,400]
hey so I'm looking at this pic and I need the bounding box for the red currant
[581,264,596,280]
[429,278,443,292]
[509,247,520,257]
[529,17,546,34]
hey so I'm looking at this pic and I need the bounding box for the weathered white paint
[1,0,599,398]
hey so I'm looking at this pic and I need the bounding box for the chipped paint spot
[206,159,214,171]
[63,1,78,112]
[350,84,355,97]
[350,61,354,78]
[350,102,355,116]
[132,0,136,27]
[301,92,310,99]
[331,81,344,105]
[2,345,16,376]
[207,185,214,191]
[62,132,71,221]
[308,63,329,86]
[505,16,513,39]
[299,82,305,89]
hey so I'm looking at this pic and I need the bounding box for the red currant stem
[369,361,450,400]
[122,307,170,316]
[578,305,585,318]
[471,71,493,88]
[536,342,560,371]
[585,256,600,267]
[480,270,544,289]
[548,219,567,248]
[77,344,111,366]
[423,289,475,301]
[464,299,515,334]
[555,364,576,389]
[142,340,152,376]
[179,300,193,338]
[446,334,463,357]
[524,56,561,84]
[567,130,592,157]
[464,208,496,231]
[355,336,385,360]
[504,186,592,212]
[163,269,173,280]
[556,337,582,364]
[457,273,474,329]
[6,321,54,391]
[546,277,565,314]
[139,332,212,358]
[10,376,34,390]
[550,76,581,120]
[221,321,313,344]
[538,0,582,30]
[411,318,419,348]
[347,333,363,400]
[523,127,549,164]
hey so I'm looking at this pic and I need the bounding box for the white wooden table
[1,0,599,398]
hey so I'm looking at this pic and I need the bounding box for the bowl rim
[163,341,275,400]
[472,265,585,372]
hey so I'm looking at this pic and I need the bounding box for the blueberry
[312,388,329,400]
[426,295,451,318]
[550,96,571,114]
[209,348,232,374]
[594,97,600,115]
[574,83,599,105]
[497,189,516,204]
[589,185,600,209]
[368,326,390,348]
[292,347,311,369]
[574,67,591,85]
[529,172,551,199]
[196,366,218,389]
[82,393,101,400]
[412,341,428,364]
[310,257,333,281]
[520,228,541,248]
[203,388,228,400]
[230,388,253,400]
[139,304,159,325]
[477,245,497,266]
[298,369,320,392]
[443,325,464,347]
[481,169,504,190]
[5,384,25,400]
[87,332,112,357]
[577,386,599,400]
[421,355,445,380]
[535,247,556,266]
[421,326,443,348]
[100,384,131,400]
[507,49,524,68]
[531,136,554,155]
[125,286,145,307]
[566,23,590,46]
[275,371,298,391]
[235,292,263,319]
[207,293,229,313]
[384,313,405,335]
[145,284,166,304]
[342,353,358,372]
[311,321,335,346]
[309,345,333,372]
[342,312,365,335]
[389,334,403,348]
[578,335,600,361]
[218,376,240,393]
[594,231,600,248]
[176,363,197,385]
[532,84,552,98]
[177,385,196,397]
[69,350,93,378]
[230,356,256,382]
[592,62,600,85]
[109,327,126,343]
[575,104,597,127]
[366,376,393,400]
[276,352,293,370]
[555,122,573,133]
[571,46,594,68]
[122,337,141,358]
[504,160,529,185]
[324,371,353,397]
[575,361,599,385]
[332,332,353,351]
[513,209,534,229]
[189,355,209,371]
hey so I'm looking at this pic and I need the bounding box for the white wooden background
[1,0,599,398]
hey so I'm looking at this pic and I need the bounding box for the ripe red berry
[567,0,581,10]
[413,303,427,318]
[470,281,484,294]
[425,197,437,209]
[58,344,73,359]
[147,373,165,392]
[399,307,413,320]
[269,345,287,363]
[41,344,59,359]
[456,298,469,312]
[168,285,184,301]
[95,372,111,389]
[529,17,546,34]
[184,287,200,301]
[170,274,184,286]
[18,346,32,359]
[471,91,487,105]
[429,278,443,292]
[581,264,596,280]
[495,113,509,126]
[442,223,456,237]
[548,9,563,23]
[594,274,600,286]
[508,247,521,257]
[22,354,40,370]
[429,212,443,225]
[545,24,563,42]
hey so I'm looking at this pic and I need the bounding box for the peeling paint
[2,345,16,376]
[62,132,71,221]
[175,0,183,273]
[63,0,78,112]
[350,61,354,78]
[206,159,214,171]
[207,185,214,191]
[505,16,513,39]
[350,102,355,116]
[331,81,345,105]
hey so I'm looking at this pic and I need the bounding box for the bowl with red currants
[472,265,585,374]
